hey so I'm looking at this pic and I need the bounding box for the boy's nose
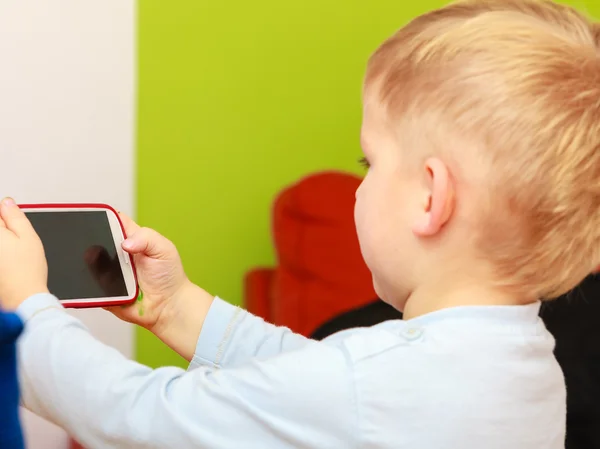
[355,183,363,199]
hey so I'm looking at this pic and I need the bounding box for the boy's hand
[0,198,49,310]
[92,213,189,331]
[87,213,214,360]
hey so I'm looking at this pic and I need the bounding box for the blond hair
[366,0,600,299]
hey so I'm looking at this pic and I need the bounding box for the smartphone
[20,203,138,308]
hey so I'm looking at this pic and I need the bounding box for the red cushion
[270,171,376,335]
[244,268,275,322]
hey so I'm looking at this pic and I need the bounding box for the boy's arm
[149,283,311,367]
[187,295,311,370]
[17,294,354,449]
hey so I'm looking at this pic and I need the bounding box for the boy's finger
[122,227,165,258]
[0,198,35,238]
[118,212,141,237]
[0,215,6,228]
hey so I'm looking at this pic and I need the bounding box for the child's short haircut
[365,0,600,300]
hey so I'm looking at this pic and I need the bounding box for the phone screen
[25,211,128,300]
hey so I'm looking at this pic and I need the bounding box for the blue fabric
[0,310,25,449]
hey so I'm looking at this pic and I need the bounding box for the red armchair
[245,171,376,336]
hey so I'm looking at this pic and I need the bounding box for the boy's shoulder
[322,302,552,364]
[321,320,424,365]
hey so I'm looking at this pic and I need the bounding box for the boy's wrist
[149,280,215,362]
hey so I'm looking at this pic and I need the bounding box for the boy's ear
[412,157,455,237]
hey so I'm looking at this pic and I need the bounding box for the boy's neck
[401,281,536,320]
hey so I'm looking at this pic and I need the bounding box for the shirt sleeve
[189,297,313,370]
[17,294,356,449]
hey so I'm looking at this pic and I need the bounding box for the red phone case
[19,203,139,309]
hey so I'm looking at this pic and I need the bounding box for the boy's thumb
[122,228,166,258]
[0,198,35,238]
[122,237,143,253]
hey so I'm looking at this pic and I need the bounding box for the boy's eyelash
[358,157,370,169]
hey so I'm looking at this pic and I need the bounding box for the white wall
[0,1,136,448]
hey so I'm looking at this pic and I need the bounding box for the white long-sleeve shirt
[17,293,565,448]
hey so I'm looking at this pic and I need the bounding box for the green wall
[136,0,600,368]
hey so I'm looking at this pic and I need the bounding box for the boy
[1,0,598,447]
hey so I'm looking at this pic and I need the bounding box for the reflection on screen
[26,211,128,300]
